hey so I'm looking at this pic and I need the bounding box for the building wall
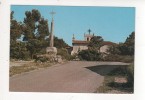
[71,44,88,55]
[100,45,110,54]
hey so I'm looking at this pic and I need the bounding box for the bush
[35,57,49,62]
[126,63,134,87]
[104,54,134,63]
[57,48,71,60]
[78,49,101,61]
[10,41,31,60]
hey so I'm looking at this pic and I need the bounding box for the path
[10,61,129,93]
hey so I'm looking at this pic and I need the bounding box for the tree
[54,37,68,48]
[107,44,121,55]
[57,48,70,60]
[108,32,135,56]
[78,49,101,61]
[88,36,104,51]
[10,40,30,60]
[124,32,135,55]
[10,11,30,60]
[37,18,49,40]
[23,9,41,40]
[26,39,46,59]
[10,9,70,60]
[10,11,22,40]
[117,32,135,56]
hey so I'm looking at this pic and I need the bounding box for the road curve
[10,61,128,93]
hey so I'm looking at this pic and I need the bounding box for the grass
[95,76,114,93]
[96,64,134,93]
[10,62,56,77]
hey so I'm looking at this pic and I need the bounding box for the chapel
[71,29,115,55]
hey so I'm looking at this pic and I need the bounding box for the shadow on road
[85,64,133,93]
[85,65,128,76]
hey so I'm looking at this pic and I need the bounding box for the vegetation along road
[10,61,129,92]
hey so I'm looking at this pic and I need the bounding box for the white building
[71,30,115,55]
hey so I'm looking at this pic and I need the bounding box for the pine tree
[10,11,22,40]
[23,9,41,41]
[37,18,49,40]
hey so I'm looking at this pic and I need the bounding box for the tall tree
[23,9,41,40]
[124,31,135,55]
[10,11,22,40]
[37,18,49,40]
[54,37,68,48]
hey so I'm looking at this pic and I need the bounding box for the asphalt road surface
[10,61,129,93]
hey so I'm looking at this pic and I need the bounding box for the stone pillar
[50,19,54,47]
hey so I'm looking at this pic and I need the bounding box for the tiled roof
[72,40,116,45]
[102,41,117,45]
[72,40,89,44]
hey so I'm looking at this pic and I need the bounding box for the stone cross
[88,29,91,34]
[49,11,56,47]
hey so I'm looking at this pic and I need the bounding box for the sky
[11,5,135,46]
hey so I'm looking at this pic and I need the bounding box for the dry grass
[10,62,56,77]
[95,76,114,93]
[96,65,134,93]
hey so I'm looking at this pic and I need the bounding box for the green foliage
[54,37,68,48]
[10,10,69,61]
[126,63,134,86]
[26,39,49,59]
[123,32,135,55]
[78,49,101,61]
[104,54,134,63]
[88,36,104,50]
[107,44,121,55]
[10,40,30,60]
[57,48,71,60]
[97,64,134,93]
[35,57,49,62]
[11,11,14,20]
[10,11,23,40]
[37,18,49,40]
[107,32,134,56]
[23,9,41,40]
[106,32,135,62]
[78,36,103,61]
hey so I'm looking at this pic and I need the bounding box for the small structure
[37,11,62,63]
[46,11,57,57]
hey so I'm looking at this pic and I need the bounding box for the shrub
[35,57,49,62]
[104,54,134,63]
[126,63,134,87]
[57,48,71,60]
[78,49,101,61]
[10,41,31,60]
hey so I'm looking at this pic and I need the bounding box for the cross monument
[49,11,56,47]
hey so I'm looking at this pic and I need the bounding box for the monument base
[46,47,57,56]
[36,47,62,63]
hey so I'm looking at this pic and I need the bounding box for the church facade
[71,32,94,55]
[71,30,115,55]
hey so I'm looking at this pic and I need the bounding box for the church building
[71,29,116,55]
[71,29,94,55]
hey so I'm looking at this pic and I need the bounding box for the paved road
[10,61,129,93]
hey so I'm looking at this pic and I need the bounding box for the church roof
[72,40,89,44]
[72,40,116,45]
[102,41,117,46]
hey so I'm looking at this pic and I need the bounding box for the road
[10,61,129,93]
